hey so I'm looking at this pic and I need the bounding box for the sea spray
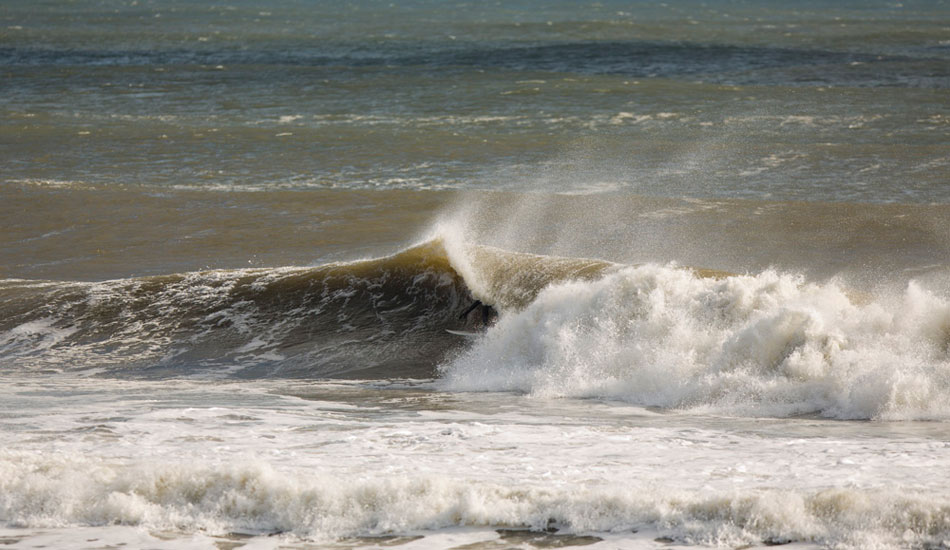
[441,264,950,420]
[433,223,614,309]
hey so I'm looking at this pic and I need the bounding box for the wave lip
[441,263,950,421]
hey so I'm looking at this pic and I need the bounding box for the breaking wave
[0,236,608,378]
[3,232,950,420]
[441,263,950,421]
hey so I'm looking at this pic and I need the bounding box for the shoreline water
[2,376,949,549]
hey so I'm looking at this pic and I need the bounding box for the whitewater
[3,373,950,550]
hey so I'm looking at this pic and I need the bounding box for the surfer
[459,300,496,327]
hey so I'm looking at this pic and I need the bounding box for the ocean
[2,1,950,548]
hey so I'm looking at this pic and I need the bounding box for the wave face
[0,237,607,379]
[0,241,469,378]
[441,264,950,421]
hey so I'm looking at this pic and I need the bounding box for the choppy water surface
[2,1,950,549]
[3,0,948,199]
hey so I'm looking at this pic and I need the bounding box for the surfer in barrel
[459,299,496,328]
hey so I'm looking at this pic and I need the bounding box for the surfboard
[445,329,481,338]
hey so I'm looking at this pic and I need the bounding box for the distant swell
[3,42,943,88]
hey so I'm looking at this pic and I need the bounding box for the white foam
[1,376,949,549]
[0,451,946,549]
[0,318,78,358]
[441,264,950,420]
